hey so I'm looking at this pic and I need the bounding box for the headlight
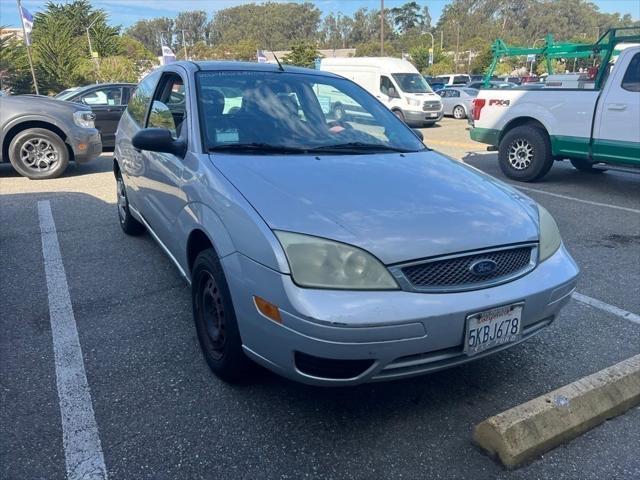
[73,111,95,128]
[406,98,421,107]
[274,231,399,290]
[538,205,561,262]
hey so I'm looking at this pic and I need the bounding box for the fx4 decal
[489,99,511,106]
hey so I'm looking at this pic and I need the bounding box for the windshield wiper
[209,143,306,154]
[309,142,416,153]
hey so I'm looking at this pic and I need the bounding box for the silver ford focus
[114,61,579,385]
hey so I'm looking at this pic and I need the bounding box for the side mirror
[132,128,186,157]
[388,87,400,98]
[412,129,424,141]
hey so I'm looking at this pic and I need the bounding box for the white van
[434,74,471,86]
[320,57,443,126]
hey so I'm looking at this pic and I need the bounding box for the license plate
[464,303,523,356]
[429,112,438,118]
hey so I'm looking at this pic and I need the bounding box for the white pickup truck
[469,45,640,182]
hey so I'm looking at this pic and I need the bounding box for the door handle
[607,103,627,111]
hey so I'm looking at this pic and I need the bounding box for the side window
[82,87,123,106]
[147,74,186,140]
[380,76,394,96]
[127,70,161,127]
[450,90,460,98]
[621,53,640,92]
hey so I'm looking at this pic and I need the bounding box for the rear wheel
[570,158,606,174]
[8,128,69,179]
[498,125,553,182]
[192,249,254,383]
[453,105,466,119]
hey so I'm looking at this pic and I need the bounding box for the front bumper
[404,109,443,126]
[67,127,102,163]
[222,244,579,386]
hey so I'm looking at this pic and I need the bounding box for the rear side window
[127,70,161,126]
[621,53,640,92]
[453,75,469,84]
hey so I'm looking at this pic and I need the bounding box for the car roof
[170,60,342,79]
[63,83,136,95]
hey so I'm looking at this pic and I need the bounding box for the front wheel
[453,105,466,119]
[498,125,553,182]
[393,109,406,123]
[8,128,69,179]
[570,158,606,174]
[192,249,254,383]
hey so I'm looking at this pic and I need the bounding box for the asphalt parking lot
[1,117,639,480]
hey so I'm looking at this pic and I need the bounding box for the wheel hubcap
[20,137,59,172]
[454,107,464,118]
[507,139,534,170]
[116,178,127,223]
[201,273,226,359]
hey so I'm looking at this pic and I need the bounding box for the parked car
[433,74,471,86]
[114,61,579,385]
[321,57,443,126]
[0,95,101,179]
[55,83,136,149]
[425,78,445,91]
[435,87,478,119]
[470,44,640,181]
[466,80,517,89]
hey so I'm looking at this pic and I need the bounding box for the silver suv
[114,62,579,385]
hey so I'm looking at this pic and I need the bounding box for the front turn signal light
[253,296,282,323]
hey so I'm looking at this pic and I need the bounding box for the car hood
[5,95,91,114]
[211,151,539,265]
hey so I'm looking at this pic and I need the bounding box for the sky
[1,0,639,29]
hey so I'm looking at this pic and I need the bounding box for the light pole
[423,32,434,68]
[86,17,100,72]
[454,22,460,74]
[530,38,545,75]
[380,0,384,56]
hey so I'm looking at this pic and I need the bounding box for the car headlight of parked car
[275,231,399,290]
[406,98,421,107]
[538,205,562,262]
[73,111,96,129]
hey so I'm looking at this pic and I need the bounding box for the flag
[160,45,176,65]
[256,50,267,63]
[20,4,34,46]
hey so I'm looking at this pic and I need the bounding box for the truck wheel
[453,105,466,119]
[115,171,145,235]
[393,109,406,122]
[499,126,553,182]
[192,249,254,383]
[8,128,69,180]
[570,158,606,174]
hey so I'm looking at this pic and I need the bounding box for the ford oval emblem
[469,259,498,276]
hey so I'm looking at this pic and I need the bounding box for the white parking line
[38,201,108,480]
[573,292,640,324]
[513,185,640,214]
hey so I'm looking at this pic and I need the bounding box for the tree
[283,42,320,68]
[320,13,353,49]
[208,3,321,50]
[175,10,208,54]
[390,2,423,34]
[0,31,36,93]
[470,45,493,74]
[355,41,399,57]
[408,45,429,72]
[126,17,174,55]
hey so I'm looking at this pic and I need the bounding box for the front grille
[423,101,441,112]
[400,246,534,292]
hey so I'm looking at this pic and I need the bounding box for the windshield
[55,88,80,100]
[391,73,433,93]
[197,71,426,154]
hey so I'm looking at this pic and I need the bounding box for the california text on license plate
[464,303,523,356]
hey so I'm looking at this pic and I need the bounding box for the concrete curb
[473,354,640,469]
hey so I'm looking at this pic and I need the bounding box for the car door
[592,51,640,165]
[438,89,452,114]
[139,71,189,255]
[80,86,126,148]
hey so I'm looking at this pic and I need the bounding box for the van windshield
[391,73,433,93]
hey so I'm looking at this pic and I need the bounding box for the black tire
[115,171,145,235]
[393,109,406,122]
[453,105,466,119]
[192,249,254,383]
[8,128,69,179]
[498,125,553,182]
[570,158,606,174]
